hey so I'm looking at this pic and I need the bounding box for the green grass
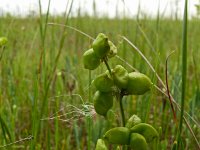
[177,0,188,149]
[0,10,200,149]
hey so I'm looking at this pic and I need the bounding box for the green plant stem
[103,58,112,76]
[87,70,92,149]
[89,70,92,102]
[119,94,126,127]
[0,47,5,61]
[103,58,126,127]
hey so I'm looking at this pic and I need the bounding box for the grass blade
[0,115,12,143]
[177,0,188,148]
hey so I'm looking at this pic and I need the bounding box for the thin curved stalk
[165,51,177,124]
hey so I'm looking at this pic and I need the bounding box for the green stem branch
[103,58,126,127]
[103,58,112,76]
[119,94,125,127]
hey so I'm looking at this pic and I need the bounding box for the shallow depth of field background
[0,0,200,149]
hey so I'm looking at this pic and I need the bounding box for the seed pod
[112,65,129,89]
[92,33,110,59]
[94,91,113,116]
[126,114,142,129]
[93,72,114,92]
[95,139,108,150]
[130,133,148,150]
[0,37,8,47]
[126,72,152,95]
[83,48,100,70]
[103,127,130,145]
[107,40,117,58]
[130,123,159,143]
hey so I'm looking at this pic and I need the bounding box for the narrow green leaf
[0,115,12,142]
[178,0,188,148]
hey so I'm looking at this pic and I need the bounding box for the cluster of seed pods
[83,33,158,149]
[96,115,159,150]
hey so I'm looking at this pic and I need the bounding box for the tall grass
[177,0,188,148]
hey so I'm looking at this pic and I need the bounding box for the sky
[0,0,199,18]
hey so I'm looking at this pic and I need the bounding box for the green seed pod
[94,91,113,116]
[95,139,108,150]
[129,133,148,150]
[126,72,152,95]
[92,33,110,59]
[93,72,114,92]
[103,127,130,145]
[112,65,129,89]
[107,40,117,58]
[126,114,142,129]
[0,37,8,47]
[130,123,159,143]
[83,48,100,70]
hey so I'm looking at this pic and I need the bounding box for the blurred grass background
[0,1,200,149]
